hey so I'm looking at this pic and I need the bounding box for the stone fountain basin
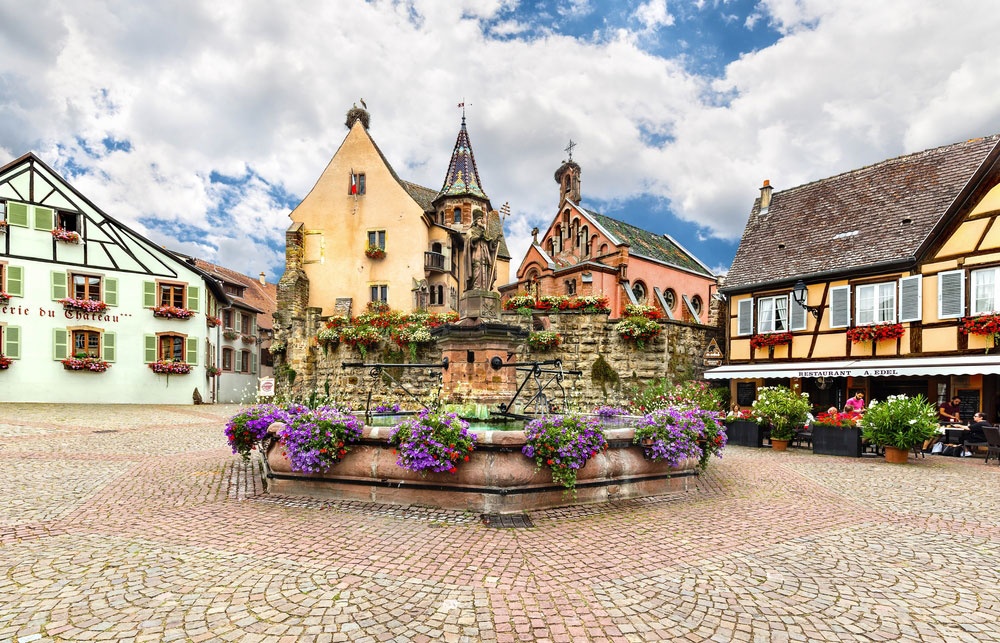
[263,424,698,514]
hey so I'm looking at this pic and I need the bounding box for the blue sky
[2,0,1000,283]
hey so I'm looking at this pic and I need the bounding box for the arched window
[632,281,647,304]
[664,288,677,311]
[431,242,442,253]
[580,226,590,254]
[691,295,703,316]
[599,243,608,255]
[453,207,462,224]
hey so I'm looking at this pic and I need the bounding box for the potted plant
[812,410,864,457]
[225,403,290,461]
[62,353,111,372]
[387,409,477,474]
[724,408,765,448]
[0,290,10,305]
[751,386,811,451]
[206,365,222,377]
[206,316,222,328]
[633,406,726,472]
[960,312,1000,353]
[846,322,905,344]
[148,359,192,374]
[613,315,662,349]
[223,329,240,341]
[860,394,939,463]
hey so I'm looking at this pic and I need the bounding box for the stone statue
[466,209,502,291]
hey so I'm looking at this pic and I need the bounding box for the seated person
[938,396,962,424]
[967,412,991,443]
[844,392,865,414]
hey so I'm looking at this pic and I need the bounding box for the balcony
[424,251,447,272]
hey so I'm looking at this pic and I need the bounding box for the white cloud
[1,0,999,285]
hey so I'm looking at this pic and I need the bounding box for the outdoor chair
[792,427,812,449]
[983,426,1000,465]
[963,431,989,457]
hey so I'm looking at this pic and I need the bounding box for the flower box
[749,332,793,349]
[241,334,256,344]
[152,305,194,319]
[60,297,107,313]
[0,221,7,234]
[62,356,110,372]
[0,292,9,305]
[364,246,386,260]
[222,330,240,341]
[148,360,191,374]
[812,424,863,457]
[51,227,80,244]
[206,316,221,328]
[0,355,12,370]
[614,315,662,348]
[725,420,765,448]
[846,322,904,344]
[206,366,222,377]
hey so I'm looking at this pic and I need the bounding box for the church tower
[554,141,581,205]
[432,113,492,230]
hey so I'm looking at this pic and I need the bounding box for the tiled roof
[399,180,438,212]
[193,259,277,329]
[725,135,1000,292]
[436,117,489,202]
[585,209,715,277]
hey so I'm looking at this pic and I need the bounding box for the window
[737,298,753,336]
[223,309,233,329]
[57,211,80,232]
[664,288,676,311]
[632,281,647,304]
[430,284,445,306]
[971,267,1000,315]
[757,295,788,333]
[158,334,185,361]
[71,273,102,301]
[349,172,366,195]
[72,329,101,357]
[160,283,185,308]
[240,349,253,373]
[566,279,577,295]
[691,295,703,316]
[453,207,462,224]
[240,313,252,335]
[223,283,246,297]
[856,282,896,324]
[144,333,195,365]
[370,284,388,303]
[367,230,386,250]
[222,347,234,371]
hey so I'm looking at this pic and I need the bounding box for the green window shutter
[7,202,28,227]
[235,351,243,372]
[104,278,118,307]
[4,326,20,359]
[186,337,198,365]
[34,206,54,231]
[251,352,257,374]
[143,281,156,308]
[187,285,200,312]
[51,271,68,301]
[53,329,68,360]
[251,317,257,335]
[6,266,23,297]
[235,313,242,332]
[102,332,116,362]
[144,335,157,363]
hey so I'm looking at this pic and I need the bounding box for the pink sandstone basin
[263,424,699,514]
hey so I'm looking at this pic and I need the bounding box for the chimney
[759,179,773,214]
[259,272,267,285]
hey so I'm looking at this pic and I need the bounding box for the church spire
[437,114,489,202]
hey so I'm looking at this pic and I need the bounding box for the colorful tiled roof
[585,209,714,277]
[437,116,488,201]
[724,135,1000,292]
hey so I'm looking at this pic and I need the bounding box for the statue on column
[466,209,502,292]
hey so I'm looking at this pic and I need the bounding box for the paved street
[0,404,998,643]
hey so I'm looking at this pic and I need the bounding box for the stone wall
[273,309,723,413]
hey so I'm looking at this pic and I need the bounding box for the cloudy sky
[3,0,1000,283]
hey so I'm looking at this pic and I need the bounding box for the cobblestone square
[1,403,998,642]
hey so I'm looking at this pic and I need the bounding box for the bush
[278,406,364,473]
[522,415,607,490]
[225,404,290,461]
[751,386,811,441]
[861,394,939,449]
[388,409,477,474]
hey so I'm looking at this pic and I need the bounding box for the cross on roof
[564,139,577,161]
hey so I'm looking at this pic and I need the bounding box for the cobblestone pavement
[1,403,999,642]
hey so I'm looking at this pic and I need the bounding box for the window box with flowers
[151,305,194,320]
[223,329,240,341]
[0,290,10,305]
[846,322,904,344]
[268,338,287,353]
[148,360,192,375]
[749,332,793,350]
[59,297,108,313]
[812,410,864,457]
[62,355,111,372]
[365,245,386,260]
[960,312,1000,352]
[206,315,222,328]
[527,330,562,351]
[502,294,610,314]
[614,315,662,349]
[0,220,7,234]
[0,355,12,370]
[206,365,222,377]
[241,334,256,345]
[51,228,81,244]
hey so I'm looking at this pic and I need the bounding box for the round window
[664,288,676,310]
[691,295,703,315]
[632,281,647,304]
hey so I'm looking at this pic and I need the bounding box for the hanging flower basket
[62,356,110,372]
[749,332,793,349]
[0,355,12,370]
[148,360,191,374]
[365,245,386,260]
[60,297,108,313]
[51,228,80,244]
[223,330,240,341]
[206,316,222,328]
[846,323,904,344]
[206,366,222,377]
[152,305,194,319]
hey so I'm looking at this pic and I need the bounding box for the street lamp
[792,280,820,319]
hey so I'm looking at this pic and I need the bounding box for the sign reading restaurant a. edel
[798,368,899,378]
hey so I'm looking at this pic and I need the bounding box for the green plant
[751,386,811,441]
[522,415,607,490]
[861,394,939,449]
[614,315,661,348]
[527,330,561,351]
[590,355,619,395]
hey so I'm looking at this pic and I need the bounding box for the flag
[457,102,464,108]
[350,170,357,195]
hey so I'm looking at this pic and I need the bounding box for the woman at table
[938,395,962,424]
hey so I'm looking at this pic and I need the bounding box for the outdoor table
[943,425,969,444]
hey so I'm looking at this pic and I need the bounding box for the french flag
[350,170,358,195]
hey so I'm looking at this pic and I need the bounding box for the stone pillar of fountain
[436,320,526,417]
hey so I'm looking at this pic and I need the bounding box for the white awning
[703,355,1000,380]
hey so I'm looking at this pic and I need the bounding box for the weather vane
[564,139,577,161]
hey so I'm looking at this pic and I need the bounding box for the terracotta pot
[883,445,910,464]
[771,439,789,451]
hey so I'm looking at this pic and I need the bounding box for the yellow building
[707,134,1000,422]
[278,105,509,319]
